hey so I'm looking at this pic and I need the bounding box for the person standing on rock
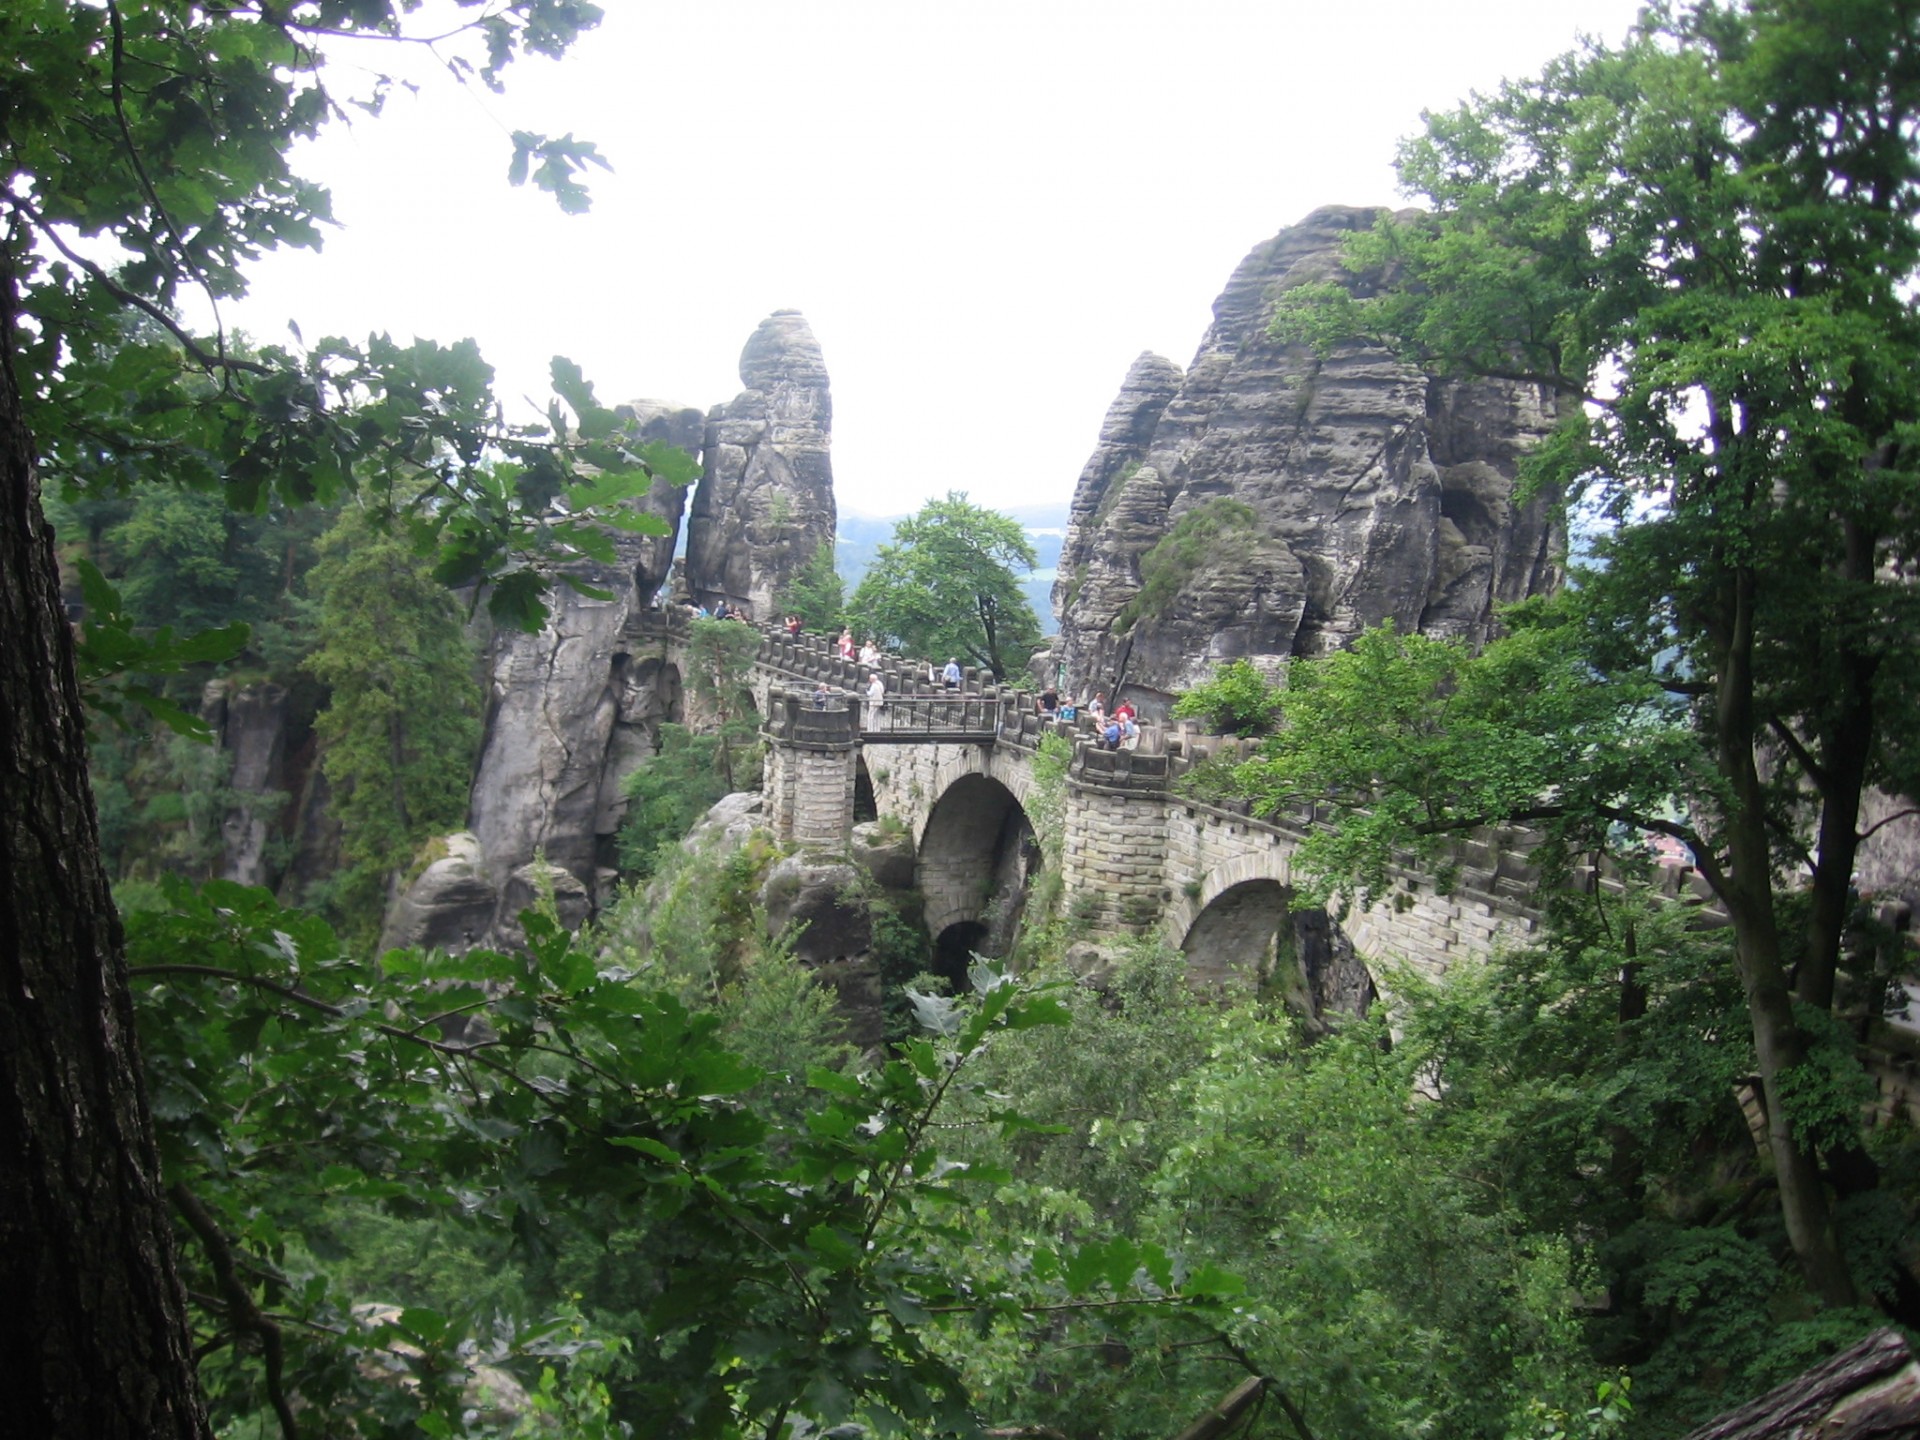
[865,672,886,729]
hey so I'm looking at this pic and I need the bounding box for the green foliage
[614,724,735,880]
[1112,497,1257,635]
[849,491,1040,680]
[935,946,1608,1440]
[1200,612,1694,911]
[684,618,764,794]
[9,1,670,639]
[304,504,481,938]
[128,876,1234,1438]
[71,558,252,741]
[778,541,845,634]
[1261,0,1920,1305]
[1171,657,1284,737]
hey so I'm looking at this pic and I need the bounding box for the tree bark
[0,269,211,1434]
[1796,512,1879,1012]
[1716,567,1857,1308]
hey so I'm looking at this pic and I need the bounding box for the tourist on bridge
[864,672,886,729]
[813,681,831,710]
[1039,686,1058,718]
[837,627,856,661]
[859,637,881,669]
[785,614,803,637]
[713,599,731,621]
[943,657,962,689]
[1087,692,1106,723]
[1120,713,1140,751]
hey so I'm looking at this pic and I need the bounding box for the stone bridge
[729,619,1550,995]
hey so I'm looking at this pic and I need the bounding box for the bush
[1171,658,1283,737]
[615,724,731,878]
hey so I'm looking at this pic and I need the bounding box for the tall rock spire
[684,310,836,619]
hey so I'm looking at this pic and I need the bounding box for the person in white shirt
[864,672,886,728]
[942,658,961,689]
[859,639,881,669]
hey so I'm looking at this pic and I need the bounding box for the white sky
[230,0,1648,518]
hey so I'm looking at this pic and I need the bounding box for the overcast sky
[229,0,1649,519]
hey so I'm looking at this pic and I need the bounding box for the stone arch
[900,744,1038,849]
[852,755,878,824]
[1180,878,1292,989]
[1172,856,1376,1026]
[918,772,1041,961]
[1161,847,1297,946]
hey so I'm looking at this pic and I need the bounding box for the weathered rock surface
[495,859,593,948]
[849,820,915,891]
[1284,908,1377,1034]
[760,853,872,963]
[380,832,498,952]
[204,679,291,888]
[759,852,887,1049]
[684,311,836,619]
[613,399,705,601]
[1054,205,1563,709]
[466,403,699,903]
[687,791,767,852]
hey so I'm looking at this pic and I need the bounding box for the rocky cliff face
[1053,206,1563,708]
[615,399,706,600]
[385,313,839,946]
[684,310,836,620]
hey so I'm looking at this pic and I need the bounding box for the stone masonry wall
[801,715,1546,989]
[1060,759,1171,935]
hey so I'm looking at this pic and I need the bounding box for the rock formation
[684,310,836,619]
[1053,205,1564,709]
[204,679,291,888]
[614,399,706,601]
[461,398,703,917]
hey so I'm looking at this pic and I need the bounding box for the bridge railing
[860,690,1004,739]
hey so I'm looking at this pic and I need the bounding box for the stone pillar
[765,691,860,848]
[1060,745,1171,934]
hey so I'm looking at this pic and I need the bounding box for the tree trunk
[1716,567,1857,1308]
[1797,513,1879,1012]
[0,271,211,1435]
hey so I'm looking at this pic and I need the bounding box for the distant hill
[837,501,1070,633]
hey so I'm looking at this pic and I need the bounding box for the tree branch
[1858,808,1920,844]
[1766,715,1829,792]
[27,213,271,378]
[170,1183,300,1440]
[106,0,238,379]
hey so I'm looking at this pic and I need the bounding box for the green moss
[1113,497,1259,635]
[1091,461,1141,528]
[1061,561,1089,611]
